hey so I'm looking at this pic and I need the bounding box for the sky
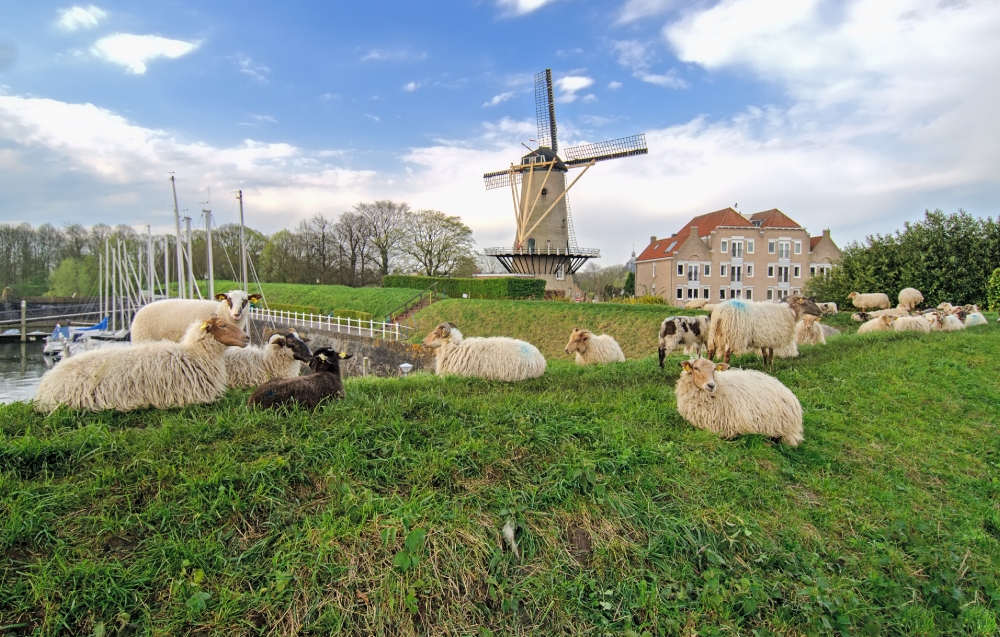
[0,0,997,265]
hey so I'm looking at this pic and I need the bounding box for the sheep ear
[249,294,262,302]
[201,320,211,331]
[715,363,729,371]
[317,353,328,361]
[680,360,692,372]
[447,322,457,328]
[214,293,227,301]
[341,352,353,359]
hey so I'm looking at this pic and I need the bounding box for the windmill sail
[483,169,522,190]
[564,134,648,166]
[534,69,558,152]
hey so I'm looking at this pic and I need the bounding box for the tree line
[0,201,478,297]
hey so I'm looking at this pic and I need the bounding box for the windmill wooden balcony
[484,245,600,275]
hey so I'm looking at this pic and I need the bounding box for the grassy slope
[2,312,999,635]
[409,299,704,361]
[191,280,421,318]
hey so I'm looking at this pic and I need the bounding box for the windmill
[482,69,648,295]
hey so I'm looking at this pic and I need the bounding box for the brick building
[634,208,841,306]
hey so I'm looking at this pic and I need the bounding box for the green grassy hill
[189,280,421,318]
[410,299,704,360]
[2,319,999,634]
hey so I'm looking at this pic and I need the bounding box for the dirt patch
[566,524,593,565]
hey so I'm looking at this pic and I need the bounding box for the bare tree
[577,262,629,301]
[476,252,507,275]
[401,209,476,277]
[334,211,370,287]
[354,200,409,278]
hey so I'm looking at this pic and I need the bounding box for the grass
[1,309,999,635]
[409,299,704,360]
[187,280,422,319]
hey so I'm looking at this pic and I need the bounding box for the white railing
[249,307,410,341]
[484,246,601,257]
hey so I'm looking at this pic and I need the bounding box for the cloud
[607,81,623,90]
[239,113,277,126]
[402,81,420,92]
[234,55,270,84]
[365,113,381,123]
[483,91,516,107]
[56,5,107,32]
[582,94,597,103]
[612,39,689,89]
[359,49,427,62]
[320,93,341,101]
[616,0,676,24]
[90,33,198,74]
[554,75,594,103]
[496,0,561,16]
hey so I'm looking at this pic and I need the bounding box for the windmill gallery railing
[249,307,411,341]
[484,246,601,257]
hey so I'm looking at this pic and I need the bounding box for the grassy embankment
[1,303,999,635]
[188,280,421,319]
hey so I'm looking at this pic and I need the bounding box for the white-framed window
[687,288,698,299]
[687,264,700,281]
[721,239,729,253]
[676,287,683,299]
[747,239,755,254]
[793,265,801,278]
[555,264,565,281]
[778,242,790,259]
[745,288,753,300]
[731,241,743,258]
[746,264,753,277]
[777,266,790,283]
[702,287,710,299]
[720,264,728,277]
[730,266,742,282]
[729,288,739,299]
[652,263,656,278]
[767,288,774,300]
[768,265,775,277]
[810,266,815,276]
[720,288,727,300]
[652,283,655,294]
[768,240,776,254]
[794,241,802,254]
[703,264,711,277]
[677,263,683,276]
[793,288,801,295]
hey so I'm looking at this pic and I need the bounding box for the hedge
[988,268,1000,312]
[267,303,322,314]
[382,275,546,300]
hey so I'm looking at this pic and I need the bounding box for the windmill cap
[522,146,567,171]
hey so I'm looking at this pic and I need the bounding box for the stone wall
[247,318,435,378]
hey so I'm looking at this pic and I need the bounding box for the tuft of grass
[1,313,999,635]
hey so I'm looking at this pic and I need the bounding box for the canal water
[0,342,50,404]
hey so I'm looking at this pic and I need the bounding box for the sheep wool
[131,290,262,343]
[35,317,248,413]
[684,299,708,310]
[422,323,546,382]
[565,328,625,365]
[871,306,911,318]
[964,312,987,327]
[857,315,894,334]
[795,315,826,345]
[817,302,838,316]
[929,313,964,332]
[847,292,891,310]
[675,358,803,446]
[224,332,310,389]
[897,287,924,310]
[893,315,931,333]
[249,347,351,409]
[707,297,820,368]
[658,316,711,367]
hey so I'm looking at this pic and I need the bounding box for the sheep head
[284,328,313,362]
[680,358,728,394]
[422,322,459,348]
[801,314,820,328]
[564,327,591,354]
[309,347,352,373]
[788,295,823,319]
[215,290,263,322]
[202,316,249,347]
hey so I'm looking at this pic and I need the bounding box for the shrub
[624,271,635,296]
[988,268,1000,312]
[383,275,546,300]
[607,295,668,305]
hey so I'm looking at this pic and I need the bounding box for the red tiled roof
[749,208,801,229]
[810,236,822,251]
[637,207,752,262]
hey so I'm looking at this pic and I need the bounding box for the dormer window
[752,220,762,227]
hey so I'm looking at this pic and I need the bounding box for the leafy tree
[354,200,409,279]
[401,209,476,277]
[47,256,99,297]
[624,271,635,296]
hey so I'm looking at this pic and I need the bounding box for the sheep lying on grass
[871,306,911,318]
[857,315,894,334]
[422,322,546,381]
[658,316,710,368]
[131,290,262,343]
[893,315,931,333]
[847,292,891,310]
[225,329,312,389]
[961,310,988,327]
[707,296,821,370]
[248,347,351,409]
[35,317,248,413]
[898,288,924,310]
[816,302,838,316]
[675,358,804,446]
[851,312,871,323]
[928,312,965,332]
[564,328,625,365]
[795,314,826,345]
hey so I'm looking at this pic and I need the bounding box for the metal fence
[249,307,411,341]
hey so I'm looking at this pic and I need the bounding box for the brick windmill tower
[482,69,648,297]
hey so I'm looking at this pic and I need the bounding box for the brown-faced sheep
[564,328,625,365]
[422,323,546,382]
[706,296,821,370]
[248,347,352,409]
[857,315,894,334]
[928,312,965,332]
[131,290,262,343]
[658,315,711,368]
[35,317,248,412]
[675,358,803,446]
[897,288,924,310]
[847,292,891,310]
[224,329,312,389]
[795,314,826,345]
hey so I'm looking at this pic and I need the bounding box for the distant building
[634,207,841,305]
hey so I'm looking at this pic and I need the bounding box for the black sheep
[247,347,353,409]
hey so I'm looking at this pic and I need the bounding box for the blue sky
[1,0,997,264]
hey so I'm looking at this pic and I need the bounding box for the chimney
[823,228,831,238]
[650,235,657,243]
[690,225,698,238]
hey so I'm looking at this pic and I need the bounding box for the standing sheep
[857,315,894,334]
[224,329,312,389]
[131,290,262,343]
[34,317,248,413]
[893,315,931,333]
[564,328,625,365]
[248,347,352,409]
[795,314,826,345]
[422,323,546,382]
[897,288,924,310]
[684,299,708,310]
[658,315,711,368]
[706,296,821,370]
[675,358,803,446]
[847,292,891,310]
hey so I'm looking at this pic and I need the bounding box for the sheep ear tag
[318,354,328,361]
[339,352,347,359]
[680,361,691,372]
[715,363,729,371]
[201,321,210,331]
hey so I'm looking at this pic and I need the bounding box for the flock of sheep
[31,285,991,451]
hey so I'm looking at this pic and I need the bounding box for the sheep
[936,302,955,314]
[703,303,720,312]
[857,315,894,334]
[816,302,838,316]
[34,317,248,413]
[795,314,826,345]
[851,312,872,322]
[684,299,708,310]
[224,329,312,389]
[421,322,546,382]
[893,315,931,333]
[706,296,821,370]
[820,324,841,338]
[870,306,911,318]
[962,310,987,327]
[847,292,891,310]
[928,312,964,332]
[897,288,924,310]
[658,315,711,368]
[564,328,625,365]
[675,358,803,446]
[248,347,352,409]
[131,290,262,343]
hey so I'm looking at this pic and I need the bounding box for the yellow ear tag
[318,354,327,361]
[716,364,725,371]
[201,321,210,331]
[339,352,347,358]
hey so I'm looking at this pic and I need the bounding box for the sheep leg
[658,347,666,369]
[706,347,716,361]
[722,348,732,365]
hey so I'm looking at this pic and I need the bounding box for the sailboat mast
[98,249,102,322]
[163,237,169,299]
[204,206,215,299]
[237,189,248,292]
[147,225,154,302]
[184,216,195,299]
[171,174,183,299]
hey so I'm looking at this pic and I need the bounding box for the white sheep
[684,299,708,310]
[224,330,312,389]
[658,315,711,368]
[857,315,894,334]
[936,302,955,314]
[675,358,804,446]
[131,290,262,343]
[707,296,821,370]
[893,315,931,333]
[564,328,625,365]
[928,312,964,332]
[816,302,838,316]
[870,306,911,318]
[34,317,248,413]
[422,322,546,382]
[703,303,720,312]
[897,288,924,310]
[962,311,987,327]
[795,314,826,345]
[851,312,872,322]
[847,292,891,310]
